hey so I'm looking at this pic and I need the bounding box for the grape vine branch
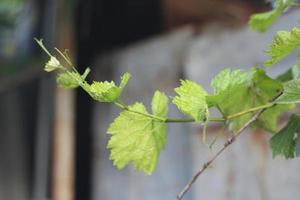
[35,1,300,199]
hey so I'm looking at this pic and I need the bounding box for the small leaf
[86,73,131,102]
[276,78,300,104]
[270,114,300,159]
[56,72,82,89]
[89,81,121,102]
[56,68,90,89]
[265,27,300,67]
[107,102,167,174]
[44,56,61,72]
[172,80,208,123]
[248,0,291,32]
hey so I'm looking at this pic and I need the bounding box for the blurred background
[0,0,300,200]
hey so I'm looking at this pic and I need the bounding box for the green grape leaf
[252,67,283,97]
[87,73,131,102]
[270,114,300,158]
[151,91,168,150]
[172,80,208,123]
[107,97,168,174]
[44,56,61,72]
[211,68,249,94]
[251,68,292,132]
[210,68,285,133]
[265,27,300,67]
[56,71,82,89]
[254,104,294,133]
[276,78,300,104]
[249,0,292,32]
[208,68,250,108]
[56,68,91,89]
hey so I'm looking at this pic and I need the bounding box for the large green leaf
[172,80,208,123]
[248,0,292,32]
[270,114,300,158]
[265,27,300,67]
[251,68,293,132]
[252,67,283,98]
[107,91,168,175]
[210,68,286,133]
[254,104,294,133]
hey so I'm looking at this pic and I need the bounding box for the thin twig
[176,108,266,200]
[176,92,283,200]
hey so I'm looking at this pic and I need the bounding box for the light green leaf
[276,78,300,104]
[208,69,250,108]
[86,73,131,102]
[44,56,61,72]
[213,83,253,132]
[172,80,208,123]
[270,114,300,158]
[151,91,168,150]
[88,81,121,102]
[251,68,292,132]
[56,68,91,89]
[56,72,82,89]
[252,67,283,98]
[249,0,292,32]
[107,102,167,174]
[211,68,249,94]
[265,27,300,67]
[254,104,294,133]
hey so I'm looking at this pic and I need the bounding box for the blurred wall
[90,10,300,200]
